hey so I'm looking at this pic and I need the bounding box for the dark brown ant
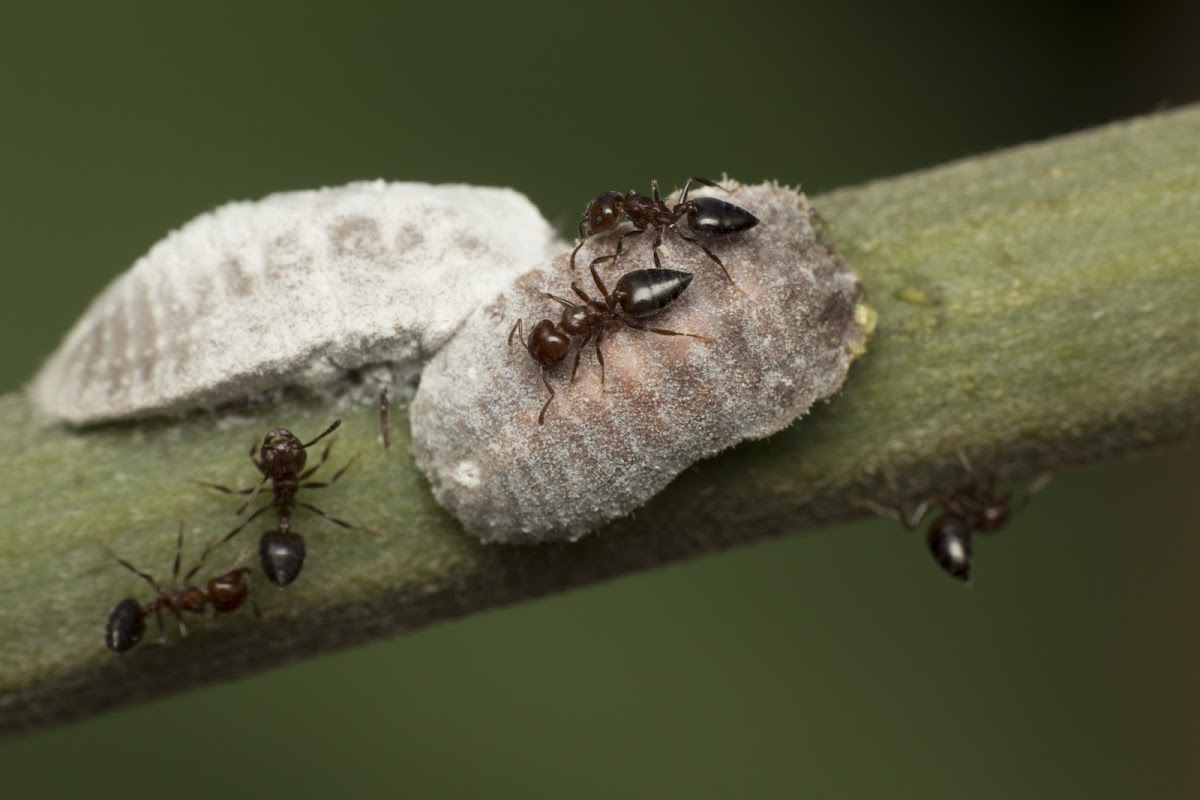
[509,262,711,424]
[102,522,259,653]
[865,451,1050,584]
[568,177,759,292]
[197,419,358,587]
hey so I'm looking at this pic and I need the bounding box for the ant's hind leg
[621,319,714,343]
[537,367,556,425]
[673,228,743,294]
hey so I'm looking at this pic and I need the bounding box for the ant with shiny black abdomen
[102,522,259,653]
[509,261,712,425]
[196,420,359,588]
[865,450,1050,584]
[568,177,759,293]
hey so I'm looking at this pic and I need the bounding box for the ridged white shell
[410,182,869,543]
[31,181,562,424]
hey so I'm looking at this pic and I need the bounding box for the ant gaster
[868,450,1049,584]
[198,419,358,587]
[568,177,759,292]
[509,262,711,424]
[103,522,259,653]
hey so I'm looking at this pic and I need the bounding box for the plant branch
[2,105,1199,737]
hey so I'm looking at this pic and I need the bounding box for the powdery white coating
[31,181,562,425]
[410,181,868,543]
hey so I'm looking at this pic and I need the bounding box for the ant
[568,177,759,292]
[509,262,711,425]
[865,450,1050,584]
[196,419,358,587]
[102,521,259,653]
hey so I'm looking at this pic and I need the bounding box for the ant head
[585,192,625,234]
[105,598,145,653]
[259,428,307,477]
[208,568,253,613]
[527,320,571,368]
[927,514,973,583]
[259,530,307,587]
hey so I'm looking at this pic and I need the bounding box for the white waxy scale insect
[30,181,563,424]
[410,181,872,544]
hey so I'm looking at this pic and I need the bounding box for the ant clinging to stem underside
[102,520,259,653]
[509,261,712,425]
[569,177,760,294]
[864,449,1051,584]
[196,419,360,588]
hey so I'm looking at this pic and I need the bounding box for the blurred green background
[2,2,1199,798]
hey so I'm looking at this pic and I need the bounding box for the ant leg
[601,228,644,272]
[569,219,588,271]
[677,177,726,206]
[297,501,355,530]
[171,520,186,583]
[542,292,578,309]
[570,330,592,383]
[651,227,665,269]
[192,478,258,497]
[570,282,593,304]
[100,541,163,593]
[209,503,273,554]
[537,366,555,425]
[508,319,526,348]
[301,419,342,449]
[620,319,715,343]
[379,387,390,452]
[673,227,744,294]
[235,474,271,516]
[594,333,607,392]
[303,452,361,489]
[151,606,169,646]
[589,261,610,298]
[298,439,336,481]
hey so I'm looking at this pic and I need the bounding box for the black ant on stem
[509,262,712,425]
[568,177,759,293]
[865,450,1050,584]
[102,522,259,654]
[197,419,359,588]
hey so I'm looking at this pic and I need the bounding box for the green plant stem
[2,105,1199,737]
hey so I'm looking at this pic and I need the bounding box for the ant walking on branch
[102,521,258,653]
[196,419,360,587]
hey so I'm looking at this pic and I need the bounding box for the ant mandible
[868,450,1050,584]
[509,261,712,425]
[196,420,359,587]
[568,177,759,293]
[102,522,259,653]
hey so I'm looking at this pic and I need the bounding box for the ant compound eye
[411,181,873,543]
[31,181,562,425]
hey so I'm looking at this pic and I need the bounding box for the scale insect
[197,420,359,587]
[508,265,711,424]
[31,181,562,425]
[412,181,870,543]
[568,177,760,292]
[102,522,259,654]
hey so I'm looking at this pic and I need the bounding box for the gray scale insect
[31,181,563,424]
[411,181,872,544]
